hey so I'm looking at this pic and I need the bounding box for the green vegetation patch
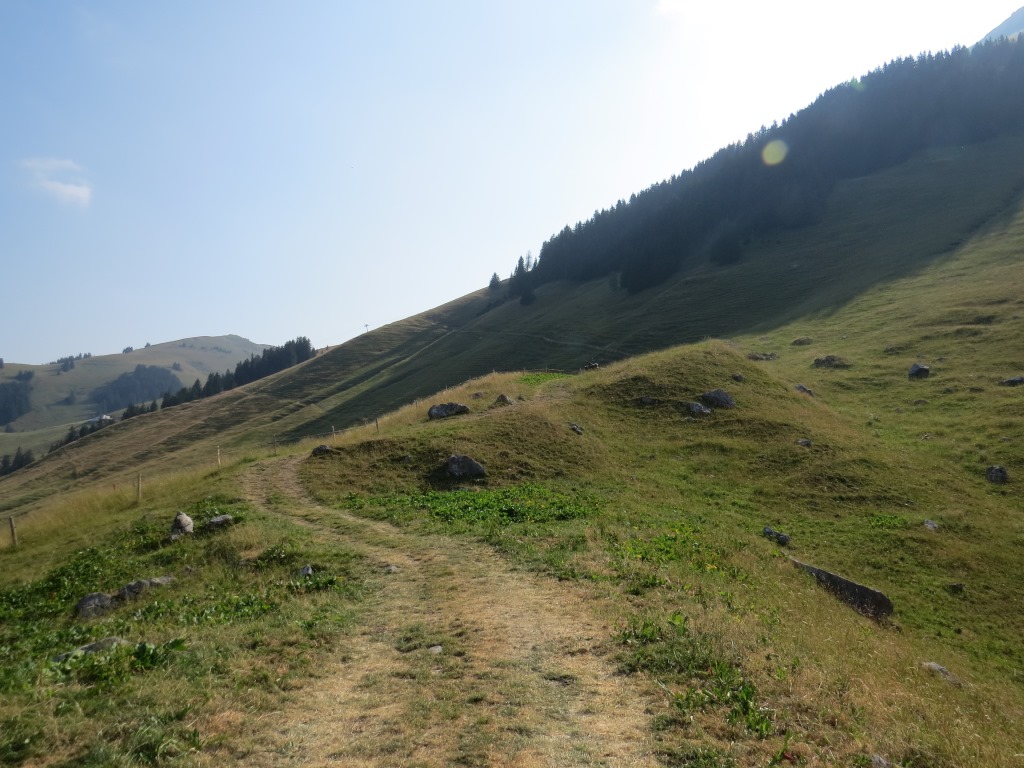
[351,483,593,526]
[519,371,573,386]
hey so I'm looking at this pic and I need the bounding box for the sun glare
[761,139,789,166]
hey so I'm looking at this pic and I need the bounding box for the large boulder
[447,454,485,479]
[310,444,335,457]
[908,363,930,379]
[428,402,470,420]
[700,389,736,409]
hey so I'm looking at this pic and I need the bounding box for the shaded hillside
[516,37,1024,294]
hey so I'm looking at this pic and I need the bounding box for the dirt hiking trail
[232,456,661,767]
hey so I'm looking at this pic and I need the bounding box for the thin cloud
[22,157,93,207]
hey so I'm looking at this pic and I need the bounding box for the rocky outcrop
[53,636,129,663]
[428,402,470,420]
[763,526,790,546]
[812,355,851,369]
[791,558,893,619]
[75,576,175,619]
[310,444,336,457]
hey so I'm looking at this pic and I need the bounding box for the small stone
[871,756,894,768]
[747,351,778,361]
[731,373,745,382]
[794,383,815,397]
[1000,376,1024,387]
[913,399,929,406]
[570,423,584,435]
[54,636,128,662]
[493,394,513,406]
[922,661,960,685]
[203,514,234,531]
[311,444,334,457]
[791,336,814,346]
[986,465,1009,484]
[298,565,314,577]
[796,439,812,447]
[116,576,174,602]
[427,645,443,654]
[812,355,852,369]
[471,392,483,399]
[923,520,939,531]
[763,526,791,546]
[687,402,712,417]
[908,363,930,379]
[582,362,599,371]
[945,582,965,595]
[384,564,400,574]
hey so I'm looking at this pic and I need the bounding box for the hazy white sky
[1,1,1018,363]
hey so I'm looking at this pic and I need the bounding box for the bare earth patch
[226,457,660,767]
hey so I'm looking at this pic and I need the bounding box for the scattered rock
[923,520,939,531]
[310,444,335,457]
[203,514,234,531]
[796,439,812,447]
[731,373,745,383]
[908,363,930,379]
[1000,376,1024,387]
[428,402,470,420]
[700,389,735,409]
[763,526,791,546]
[791,336,814,346]
[298,565,314,578]
[54,636,128,663]
[169,511,194,542]
[747,351,778,361]
[794,383,815,397]
[913,399,929,406]
[399,454,414,465]
[986,465,1009,484]
[115,576,175,602]
[582,362,600,371]
[569,423,584,435]
[447,454,485,478]
[427,645,444,655]
[493,394,513,406]
[791,558,893,619]
[812,355,852,369]
[969,386,984,393]
[384,564,400,574]
[945,582,966,595]
[942,386,956,394]
[75,592,115,619]
[516,394,526,401]
[871,755,894,768]
[921,661,960,685]
[687,402,713,417]
[471,392,484,399]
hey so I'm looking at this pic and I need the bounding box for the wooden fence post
[217,447,222,468]
[136,473,142,505]
[8,517,16,547]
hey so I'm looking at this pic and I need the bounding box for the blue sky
[2,1,1017,363]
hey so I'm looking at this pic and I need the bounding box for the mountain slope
[0,335,268,458]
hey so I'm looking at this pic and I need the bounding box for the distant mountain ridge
[0,334,268,457]
[983,5,1024,41]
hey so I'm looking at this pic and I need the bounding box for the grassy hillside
[0,335,268,458]
[1,136,1024,765]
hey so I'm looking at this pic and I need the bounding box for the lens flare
[761,139,788,166]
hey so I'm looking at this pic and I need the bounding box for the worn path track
[232,456,660,767]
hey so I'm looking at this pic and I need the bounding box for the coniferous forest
[509,39,1024,295]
